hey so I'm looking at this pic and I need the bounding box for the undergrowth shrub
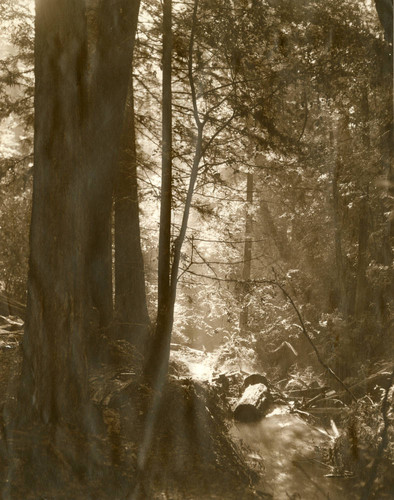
[330,390,394,498]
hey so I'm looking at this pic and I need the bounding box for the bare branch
[179,269,357,401]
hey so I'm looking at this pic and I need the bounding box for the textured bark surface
[144,0,173,386]
[86,0,142,328]
[115,72,150,347]
[331,128,348,318]
[20,0,90,425]
[20,0,143,424]
[354,89,371,318]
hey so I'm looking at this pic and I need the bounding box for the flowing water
[232,407,356,500]
[173,347,357,499]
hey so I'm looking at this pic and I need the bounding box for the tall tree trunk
[143,0,205,385]
[374,83,393,325]
[20,0,90,425]
[114,69,150,348]
[142,0,173,386]
[136,1,206,485]
[86,0,141,329]
[354,89,371,318]
[381,117,394,268]
[155,0,173,362]
[354,195,369,317]
[239,171,253,335]
[373,0,393,324]
[260,199,291,263]
[19,0,143,423]
[330,128,348,318]
[135,1,173,489]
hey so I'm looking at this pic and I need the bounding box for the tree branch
[180,269,357,401]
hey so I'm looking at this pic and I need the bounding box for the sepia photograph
[0,0,393,498]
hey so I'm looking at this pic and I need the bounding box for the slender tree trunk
[381,117,394,268]
[372,82,393,325]
[143,0,173,385]
[330,128,348,318]
[20,0,90,425]
[354,89,371,318]
[114,68,150,348]
[135,2,173,490]
[374,1,394,323]
[239,171,253,335]
[354,195,369,317]
[156,0,173,354]
[86,0,141,329]
[144,0,206,384]
[260,199,291,263]
[137,2,205,485]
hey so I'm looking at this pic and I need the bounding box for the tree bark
[156,0,173,357]
[374,2,394,322]
[143,0,173,386]
[354,195,369,317]
[260,199,291,263]
[86,0,141,329]
[19,0,143,424]
[114,67,150,348]
[354,89,371,318]
[20,0,90,425]
[330,127,348,318]
[381,116,394,268]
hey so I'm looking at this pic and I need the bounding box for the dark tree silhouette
[20,0,91,425]
[19,0,143,425]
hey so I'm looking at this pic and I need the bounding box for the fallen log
[307,407,344,415]
[286,386,330,399]
[243,373,269,390]
[233,383,272,422]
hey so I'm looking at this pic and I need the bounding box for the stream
[172,346,357,499]
[231,407,356,500]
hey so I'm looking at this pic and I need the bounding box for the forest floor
[169,343,394,499]
[170,344,358,499]
[0,316,393,499]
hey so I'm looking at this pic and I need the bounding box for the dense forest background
[0,0,393,498]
